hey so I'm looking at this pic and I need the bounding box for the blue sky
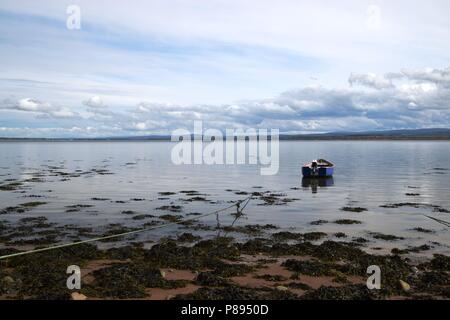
[0,0,450,137]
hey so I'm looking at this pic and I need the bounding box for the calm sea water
[0,141,449,257]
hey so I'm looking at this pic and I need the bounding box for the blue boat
[302,159,334,177]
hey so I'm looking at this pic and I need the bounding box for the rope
[423,215,450,228]
[0,196,252,261]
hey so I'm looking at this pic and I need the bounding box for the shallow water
[0,141,449,257]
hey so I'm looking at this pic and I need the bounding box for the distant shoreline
[1,136,450,142]
[1,128,450,141]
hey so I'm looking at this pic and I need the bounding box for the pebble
[276,285,288,291]
[399,280,411,292]
[71,292,88,300]
[2,276,15,285]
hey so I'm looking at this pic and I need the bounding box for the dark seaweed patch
[255,274,288,282]
[85,263,186,299]
[412,227,434,233]
[156,205,183,213]
[370,232,404,241]
[334,219,362,225]
[310,220,328,225]
[173,285,298,300]
[340,207,368,213]
[302,284,373,300]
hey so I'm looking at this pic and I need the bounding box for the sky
[0,0,450,137]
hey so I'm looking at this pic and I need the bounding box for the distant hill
[1,128,450,141]
[280,128,450,140]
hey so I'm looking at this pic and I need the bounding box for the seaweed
[287,282,311,290]
[411,271,450,297]
[177,233,201,243]
[121,210,137,215]
[158,192,176,196]
[222,224,277,236]
[0,202,47,215]
[370,232,404,241]
[340,207,368,213]
[282,259,341,276]
[310,220,328,225]
[272,232,303,241]
[334,232,347,238]
[181,196,208,202]
[159,214,183,222]
[272,231,327,242]
[303,232,327,241]
[427,254,450,271]
[156,205,183,213]
[302,284,374,300]
[173,285,298,300]
[255,274,288,282]
[4,244,100,299]
[334,219,362,225]
[132,214,154,220]
[0,181,23,191]
[412,227,434,233]
[86,263,186,298]
[20,201,47,208]
[195,272,230,286]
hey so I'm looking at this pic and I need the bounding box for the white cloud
[83,96,106,108]
[132,122,148,131]
[17,98,52,112]
[349,73,393,89]
[0,98,79,119]
[400,68,450,86]
[50,107,77,118]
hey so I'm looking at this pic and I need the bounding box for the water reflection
[302,177,334,193]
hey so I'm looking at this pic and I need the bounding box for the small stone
[411,267,419,274]
[160,271,166,278]
[399,280,410,292]
[2,276,15,285]
[276,285,288,291]
[71,292,87,300]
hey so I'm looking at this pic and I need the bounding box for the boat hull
[302,166,334,177]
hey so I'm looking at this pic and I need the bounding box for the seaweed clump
[85,263,187,299]
[340,207,368,213]
[302,284,373,300]
[2,244,100,299]
[173,285,299,300]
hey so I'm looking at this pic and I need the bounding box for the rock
[160,271,166,278]
[276,285,288,291]
[399,280,410,292]
[2,276,15,285]
[71,292,87,300]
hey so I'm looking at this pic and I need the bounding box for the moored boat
[302,159,334,177]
